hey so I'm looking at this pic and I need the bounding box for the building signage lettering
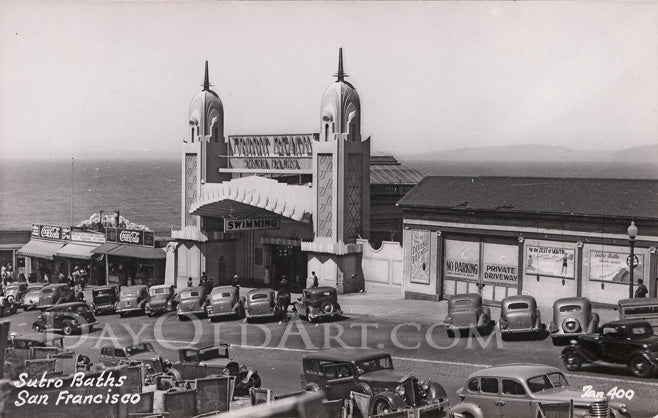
[225,217,280,232]
[588,250,644,284]
[31,224,71,241]
[482,263,518,284]
[71,230,106,244]
[525,244,575,279]
[410,230,430,284]
[106,227,155,247]
[445,260,479,279]
[229,135,314,157]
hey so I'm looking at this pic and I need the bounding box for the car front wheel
[629,355,653,378]
[62,322,74,336]
[373,399,394,415]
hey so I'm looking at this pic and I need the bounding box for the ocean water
[0,159,181,236]
[1,158,656,236]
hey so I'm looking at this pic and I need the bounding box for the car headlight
[420,380,430,391]
[240,364,248,372]
[395,385,405,396]
[619,404,628,414]
[222,368,230,375]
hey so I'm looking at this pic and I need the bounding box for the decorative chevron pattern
[185,154,198,226]
[345,153,362,239]
[317,154,333,237]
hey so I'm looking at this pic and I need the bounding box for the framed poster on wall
[588,249,644,284]
[410,230,431,284]
[525,244,575,279]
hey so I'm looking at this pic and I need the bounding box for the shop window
[254,247,263,266]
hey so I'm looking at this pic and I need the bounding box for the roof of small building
[370,154,425,185]
[397,176,658,219]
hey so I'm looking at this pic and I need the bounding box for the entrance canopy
[190,176,314,222]
[54,243,99,260]
[17,239,64,260]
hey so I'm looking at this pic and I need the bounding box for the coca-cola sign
[106,227,155,247]
[31,224,71,241]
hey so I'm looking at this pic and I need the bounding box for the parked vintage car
[206,286,244,321]
[561,320,658,378]
[145,284,176,316]
[4,282,28,305]
[176,285,209,320]
[549,297,599,346]
[4,333,68,379]
[21,283,45,311]
[450,363,630,418]
[99,342,171,374]
[245,288,285,321]
[91,285,120,315]
[294,286,342,323]
[32,302,98,335]
[0,294,20,316]
[301,347,449,416]
[115,285,149,317]
[618,297,658,333]
[37,283,74,310]
[167,343,261,395]
[444,293,494,337]
[498,295,545,339]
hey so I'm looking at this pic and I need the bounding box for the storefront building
[93,227,166,286]
[398,176,658,307]
[171,51,374,292]
[0,229,31,281]
[16,224,106,284]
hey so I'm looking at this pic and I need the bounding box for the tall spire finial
[334,48,347,81]
[203,60,210,91]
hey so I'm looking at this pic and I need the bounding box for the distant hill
[400,144,658,163]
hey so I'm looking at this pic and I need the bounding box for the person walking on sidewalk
[310,271,319,288]
[634,279,648,298]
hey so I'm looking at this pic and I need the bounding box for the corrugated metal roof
[370,155,424,185]
[397,176,658,219]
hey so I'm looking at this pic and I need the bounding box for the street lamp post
[627,221,638,299]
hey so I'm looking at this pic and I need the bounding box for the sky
[0,1,657,160]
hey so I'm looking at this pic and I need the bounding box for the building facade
[398,176,658,307]
[171,50,375,292]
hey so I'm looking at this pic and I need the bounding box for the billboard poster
[410,230,431,284]
[106,228,155,247]
[482,243,518,285]
[588,250,644,284]
[444,239,480,281]
[31,224,71,241]
[525,244,575,279]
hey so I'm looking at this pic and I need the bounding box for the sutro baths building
[398,177,658,307]
[169,50,421,293]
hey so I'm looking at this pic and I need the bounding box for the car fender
[167,367,183,381]
[587,313,600,334]
[608,401,632,417]
[450,402,485,418]
[242,368,258,384]
[425,381,447,402]
[294,302,307,317]
[370,392,407,415]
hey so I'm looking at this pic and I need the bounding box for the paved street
[5,291,658,417]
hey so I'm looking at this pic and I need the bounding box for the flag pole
[71,157,75,226]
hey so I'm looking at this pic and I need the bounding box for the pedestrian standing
[264,266,271,287]
[311,271,319,288]
[187,277,193,287]
[634,279,648,298]
[72,266,81,287]
[79,267,88,290]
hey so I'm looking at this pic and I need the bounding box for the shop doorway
[269,245,307,292]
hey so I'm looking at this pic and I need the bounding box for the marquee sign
[225,134,316,173]
[106,227,155,247]
[224,217,280,232]
[71,230,106,244]
[31,224,71,241]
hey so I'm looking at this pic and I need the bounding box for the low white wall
[358,239,403,295]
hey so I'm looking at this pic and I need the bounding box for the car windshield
[629,324,654,338]
[508,302,529,310]
[454,300,472,306]
[180,290,199,298]
[355,355,394,374]
[252,294,268,300]
[42,288,54,294]
[559,305,582,313]
[527,373,569,393]
[121,289,141,297]
[199,346,228,360]
[126,343,155,355]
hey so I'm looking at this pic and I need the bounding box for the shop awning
[17,239,64,260]
[92,243,166,260]
[54,243,100,260]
